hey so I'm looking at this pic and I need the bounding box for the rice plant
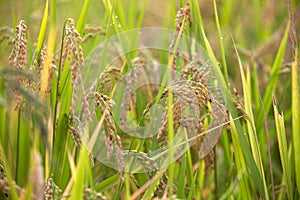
[0,0,299,199]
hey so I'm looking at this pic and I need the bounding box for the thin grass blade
[229,116,252,199]
[292,49,300,194]
[233,36,269,199]
[76,0,90,34]
[273,96,293,199]
[260,21,290,122]
[36,0,48,55]
[201,27,265,196]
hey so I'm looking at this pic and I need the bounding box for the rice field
[0,0,299,199]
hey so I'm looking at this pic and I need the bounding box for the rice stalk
[40,20,56,97]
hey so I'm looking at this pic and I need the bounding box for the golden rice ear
[169,2,191,73]
[9,20,28,69]
[0,163,25,198]
[44,174,62,200]
[83,188,107,200]
[8,20,28,110]
[0,163,9,197]
[81,25,105,43]
[0,26,14,46]
[93,90,124,180]
[31,46,47,93]
[98,66,122,91]
[62,19,91,123]
[68,115,83,147]
[203,150,215,174]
